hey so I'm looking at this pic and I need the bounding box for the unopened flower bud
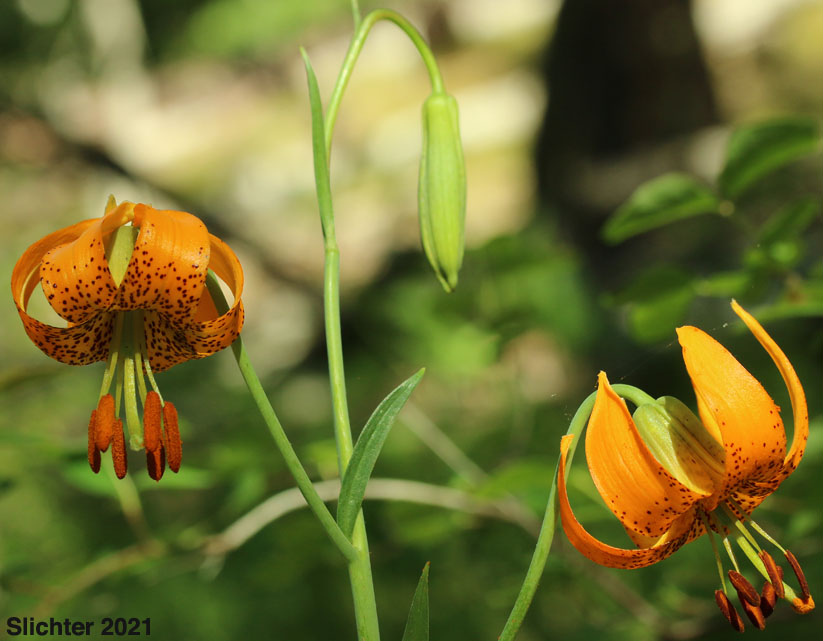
[418,92,466,292]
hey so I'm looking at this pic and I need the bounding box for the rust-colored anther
[759,550,785,599]
[142,391,162,452]
[740,599,766,630]
[111,419,127,479]
[791,595,815,614]
[94,394,116,452]
[715,590,745,633]
[163,402,182,473]
[88,409,101,473]
[760,581,776,618]
[146,446,165,482]
[785,551,810,600]
[729,570,760,607]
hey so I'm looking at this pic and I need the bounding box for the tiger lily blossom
[557,301,811,631]
[11,198,244,481]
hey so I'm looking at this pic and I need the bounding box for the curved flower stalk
[558,300,812,631]
[11,197,244,481]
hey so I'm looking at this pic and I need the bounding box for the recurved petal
[559,434,695,569]
[585,372,707,538]
[14,310,115,365]
[731,300,809,482]
[677,321,786,510]
[113,204,210,322]
[142,233,244,372]
[38,203,133,323]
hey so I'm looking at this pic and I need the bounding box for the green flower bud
[633,396,725,494]
[418,92,466,292]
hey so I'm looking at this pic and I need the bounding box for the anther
[728,570,760,607]
[791,595,815,614]
[147,447,165,482]
[111,420,127,479]
[94,394,116,452]
[758,550,785,599]
[740,600,766,630]
[714,590,744,633]
[760,582,776,618]
[785,551,810,600]
[143,391,162,452]
[87,409,101,474]
[163,402,182,473]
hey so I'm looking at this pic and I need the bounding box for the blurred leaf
[602,173,719,244]
[337,369,425,538]
[477,459,553,514]
[179,0,342,58]
[718,117,821,200]
[135,466,216,490]
[62,461,118,498]
[695,270,751,298]
[401,563,430,641]
[758,198,821,246]
[613,266,695,343]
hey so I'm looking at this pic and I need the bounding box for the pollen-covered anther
[111,419,127,479]
[759,550,785,599]
[146,447,165,482]
[740,599,766,630]
[94,394,116,452]
[87,410,101,474]
[728,570,760,607]
[760,582,776,618]
[785,550,811,601]
[162,402,182,473]
[142,391,162,452]
[714,590,744,633]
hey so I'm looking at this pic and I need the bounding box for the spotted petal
[585,372,707,538]
[559,434,697,569]
[677,311,787,511]
[142,231,244,372]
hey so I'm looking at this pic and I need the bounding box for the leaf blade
[718,117,821,200]
[602,173,719,244]
[337,369,425,537]
[401,563,430,641]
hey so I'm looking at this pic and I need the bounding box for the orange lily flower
[11,198,244,481]
[558,301,812,631]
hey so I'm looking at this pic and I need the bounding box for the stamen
[163,402,182,473]
[143,391,162,452]
[700,511,728,593]
[111,419,127,479]
[728,570,760,607]
[739,599,766,630]
[147,447,165,482]
[760,582,776,618]
[94,394,116,452]
[723,537,741,572]
[791,595,815,614]
[714,590,744,633]
[785,551,810,600]
[87,410,101,474]
[758,550,785,599]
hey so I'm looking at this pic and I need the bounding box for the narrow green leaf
[300,47,335,239]
[337,369,425,537]
[758,198,821,246]
[602,173,719,244]
[401,563,430,641]
[718,117,821,200]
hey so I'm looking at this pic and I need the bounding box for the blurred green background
[1,1,821,639]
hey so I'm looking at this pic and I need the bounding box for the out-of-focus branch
[202,478,540,558]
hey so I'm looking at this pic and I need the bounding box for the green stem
[302,46,381,641]
[206,274,358,563]
[498,383,647,640]
[324,8,445,157]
